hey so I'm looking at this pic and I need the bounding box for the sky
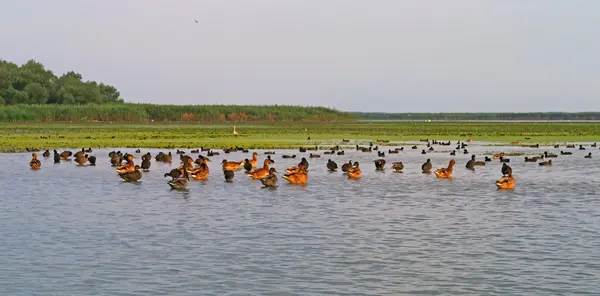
[1,0,599,112]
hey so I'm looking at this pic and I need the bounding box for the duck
[248,159,275,179]
[421,149,427,155]
[484,156,492,162]
[53,150,61,163]
[421,159,432,174]
[499,156,510,163]
[168,167,190,190]
[493,152,504,160]
[495,166,515,189]
[164,168,182,179]
[75,154,88,166]
[190,149,200,154]
[326,159,338,171]
[524,156,537,162]
[336,150,345,155]
[42,150,50,157]
[434,159,455,178]
[544,151,558,158]
[391,162,404,172]
[377,151,385,157]
[29,153,41,170]
[135,149,141,153]
[560,151,572,155]
[221,159,245,171]
[411,145,418,150]
[585,152,592,159]
[243,159,253,172]
[176,149,185,155]
[463,149,469,154]
[74,148,86,158]
[141,153,151,171]
[264,151,276,155]
[116,154,136,173]
[579,145,586,150]
[450,150,456,156]
[60,151,73,161]
[388,149,399,154]
[347,162,361,179]
[592,142,597,147]
[309,153,320,158]
[248,152,259,168]
[298,157,309,170]
[282,154,296,159]
[341,160,353,173]
[84,147,93,153]
[465,155,476,170]
[282,167,308,184]
[501,163,511,176]
[374,159,386,170]
[223,169,235,182]
[88,156,97,166]
[119,165,142,182]
[260,168,278,187]
[192,161,210,180]
[428,147,434,152]
[539,159,552,166]
[111,152,123,166]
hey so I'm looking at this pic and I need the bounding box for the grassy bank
[1,121,599,152]
[0,104,351,122]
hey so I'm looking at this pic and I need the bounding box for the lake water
[1,144,599,295]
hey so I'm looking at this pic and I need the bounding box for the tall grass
[0,104,352,122]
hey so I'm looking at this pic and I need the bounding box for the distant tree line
[0,104,351,122]
[352,112,600,121]
[0,59,123,105]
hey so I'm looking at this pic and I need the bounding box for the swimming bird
[421,149,427,155]
[450,150,456,156]
[248,152,259,168]
[42,150,50,157]
[221,159,244,171]
[501,163,511,176]
[421,159,432,174]
[164,168,182,179]
[499,156,510,163]
[495,166,515,189]
[53,150,61,163]
[374,159,386,170]
[341,160,353,173]
[434,160,455,178]
[282,154,296,159]
[282,167,308,184]
[88,156,97,166]
[465,155,476,170]
[539,159,552,166]
[248,159,275,179]
[585,152,592,159]
[60,151,72,161]
[326,159,338,171]
[223,169,234,182]
[560,151,572,155]
[347,162,361,179]
[579,145,586,150]
[75,154,88,166]
[29,153,41,170]
[391,162,404,172]
[119,165,142,182]
[168,167,190,190]
[544,151,558,158]
[243,158,253,172]
[484,156,492,162]
[378,151,385,157]
[524,156,537,162]
[260,168,278,187]
[309,153,320,158]
[141,153,151,171]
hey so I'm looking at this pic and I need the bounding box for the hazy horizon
[2,0,599,112]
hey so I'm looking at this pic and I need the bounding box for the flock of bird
[27,140,597,190]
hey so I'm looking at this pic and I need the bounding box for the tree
[0,59,124,105]
[24,83,49,104]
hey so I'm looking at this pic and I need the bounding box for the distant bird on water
[194,20,198,23]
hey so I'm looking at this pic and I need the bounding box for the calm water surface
[1,145,600,295]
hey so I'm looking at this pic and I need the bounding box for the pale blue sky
[1,0,599,112]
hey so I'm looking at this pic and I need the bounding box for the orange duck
[248,152,259,168]
[493,152,504,160]
[282,167,308,184]
[221,159,245,171]
[116,154,136,173]
[495,166,515,189]
[347,162,361,179]
[29,153,41,170]
[434,159,456,178]
[192,158,211,180]
[285,158,309,175]
[248,158,274,179]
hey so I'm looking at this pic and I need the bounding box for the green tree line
[0,104,351,122]
[352,112,600,121]
[0,59,123,105]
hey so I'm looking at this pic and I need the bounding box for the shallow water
[1,145,600,295]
